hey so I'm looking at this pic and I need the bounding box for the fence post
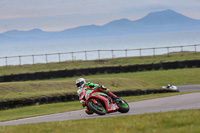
[32,55,35,64]
[153,48,155,57]
[194,45,197,54]
[180,46,183,56]
[125,49,127,57]
[45,54,48,63]
[58,53,61,62]
[167,47,170,57]
[85,51,87,61]
[5,57,7,66]
[19,56,21,65]
[98,50,100,60]
[112,50,114,59]
[139,49,142,57]
[71,52,74,61]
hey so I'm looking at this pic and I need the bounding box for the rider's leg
[99,87,117,99]
[106,89,117,98]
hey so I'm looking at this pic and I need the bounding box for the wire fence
[0,44,200,66]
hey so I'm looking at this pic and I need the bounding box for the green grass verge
[0,51,200,76]
[1,109,200,133]
[0,92,196,122]
[0,68,200,101]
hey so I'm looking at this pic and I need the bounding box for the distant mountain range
[1,9,200,43]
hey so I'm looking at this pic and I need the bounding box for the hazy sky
[0,0,200,33]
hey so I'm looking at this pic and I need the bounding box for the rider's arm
[77,89,82,96]
[86,82,99,90]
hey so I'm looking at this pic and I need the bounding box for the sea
[0,31,200,66]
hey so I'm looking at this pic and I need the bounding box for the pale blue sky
[0,0,200,33]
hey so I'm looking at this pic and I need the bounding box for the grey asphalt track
[0,85,200,126]
[178,85,200,92]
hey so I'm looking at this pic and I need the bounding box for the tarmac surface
[0,85,200,126]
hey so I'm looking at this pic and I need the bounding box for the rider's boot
[85,108,93,115]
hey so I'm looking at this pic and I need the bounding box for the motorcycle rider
[76,78,117,114]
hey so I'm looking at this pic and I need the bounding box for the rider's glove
[89,84,95,88]
[80,100,86,107]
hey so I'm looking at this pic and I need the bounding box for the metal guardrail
[0,44,199,66]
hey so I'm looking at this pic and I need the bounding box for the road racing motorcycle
[162,84,179,91]
[79,89,130,115]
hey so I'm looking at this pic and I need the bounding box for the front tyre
[116,98,129,113]
[87,99,106,115]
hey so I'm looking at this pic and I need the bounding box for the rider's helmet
[76,78,86,88]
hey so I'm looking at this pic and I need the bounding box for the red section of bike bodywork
[86,90,119,113]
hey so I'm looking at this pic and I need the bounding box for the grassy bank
[1,109,199,133]
[0,68,200,101]
[0,92,194,122]
[0,51,200,76]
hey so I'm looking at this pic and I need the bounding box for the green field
[0,51,200,76]
[1,109,199,133]
[0,68,200,101]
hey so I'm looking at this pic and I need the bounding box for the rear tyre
[116,98,129,113]
[87,99,106,115]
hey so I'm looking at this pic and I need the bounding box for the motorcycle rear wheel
[87,99,106,115]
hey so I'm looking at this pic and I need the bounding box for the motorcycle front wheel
[87,99,106,115]
[116,98,129,113]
